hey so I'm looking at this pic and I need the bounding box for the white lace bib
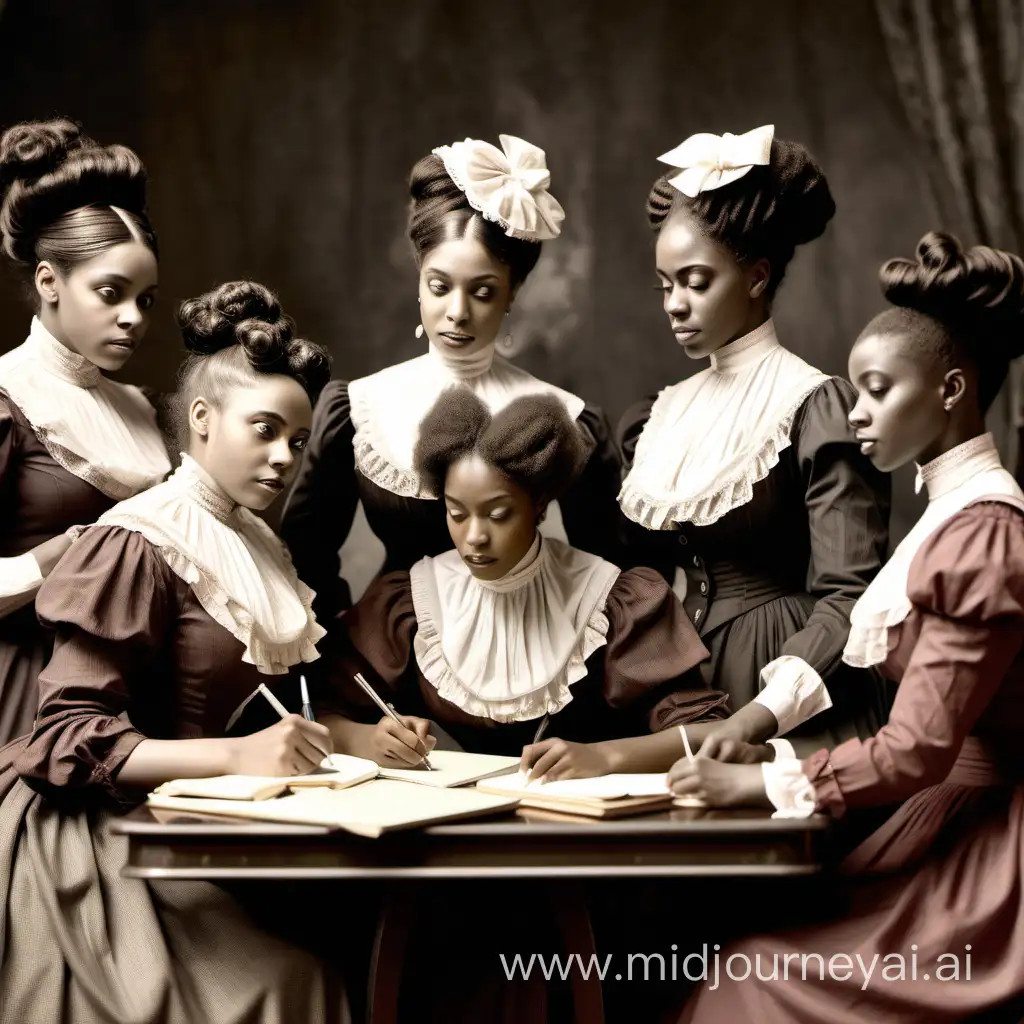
[843,432,1023,668]
[349,341,586,499]
[618,319,828,529]
[0,317,171,499]
[92,454,325,674]
[409,535,621,722]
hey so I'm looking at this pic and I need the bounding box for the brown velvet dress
[679,500,1024,1024]
[331,566,728,753]
[0,526,349,1024]
[0,392,116,745]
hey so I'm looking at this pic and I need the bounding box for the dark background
[0,0,973,571]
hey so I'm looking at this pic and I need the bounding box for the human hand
[667,757,770,808]
[519,737,612,783]
[227,715,334,776]
[370,715,437,768]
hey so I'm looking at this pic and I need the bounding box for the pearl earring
[500,309,514,352]
[415,324,424,339]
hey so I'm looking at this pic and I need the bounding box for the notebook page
[377,750,520,788]
[479,772,673,801]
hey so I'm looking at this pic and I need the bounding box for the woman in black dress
[280,134,623,620]
[0,118,170,745]
[617,124,892,756]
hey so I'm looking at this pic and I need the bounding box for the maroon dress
[331,566,728,753]
[679,500,1024,1024]
[0,526,349,1023]
[0,392,116,744]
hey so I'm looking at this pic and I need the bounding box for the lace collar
[618,318,829,528]
[409,536,620,722]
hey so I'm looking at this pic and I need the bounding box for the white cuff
[754,655,833,736]
[761,754,816,819]
[0,552,44,619]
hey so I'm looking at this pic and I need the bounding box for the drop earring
[415,324,424,339]
[500,309,514,352]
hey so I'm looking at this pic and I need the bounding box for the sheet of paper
[479,771,672,800]
[377,749,520,788]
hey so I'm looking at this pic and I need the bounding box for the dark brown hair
[407,154,541,287]
[861,231,1024,412]
[413,389,587,505]
[0,118,156,277]
[647,138,834,298]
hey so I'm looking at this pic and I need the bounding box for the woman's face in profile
[654,211,766,360]
[418,231,514,358]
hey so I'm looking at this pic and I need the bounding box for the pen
[678,723,695,763]
[353,672,436,771]
[259,682,330,761]
[532,714,549,745]
[299,674,316,722]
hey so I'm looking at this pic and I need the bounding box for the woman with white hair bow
[606,125,894,766]
[280,133,624,622]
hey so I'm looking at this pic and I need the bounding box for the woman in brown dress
[0,118,171,744]
[318,388,724,768]
[280,134,623,621]
[670,232,1024,1024]
[0,281,349,1023]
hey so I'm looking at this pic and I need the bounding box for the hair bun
[881,231,1024,360]
[769,140,835,248]
[177,280,294,357]
[0,119,86,192]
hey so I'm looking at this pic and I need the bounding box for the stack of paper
[475,772,679,818]
[147,779,521,838]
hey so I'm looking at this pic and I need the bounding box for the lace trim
[619,379,827,530]
[408,567,618,723]
[103,511,326,675]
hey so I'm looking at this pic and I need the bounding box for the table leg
[551,885,605,1024]
[367,891,417,1024]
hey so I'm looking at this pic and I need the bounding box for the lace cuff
[0,551,43,618]
[754,654,833,736]
[762,750,816,819]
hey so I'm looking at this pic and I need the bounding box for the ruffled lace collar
[844,433,1022,668]
[348,344,587,500]
[618,318,829,529]
[0,317,170,499]
[409,536,620,722]
[93,454,325,674]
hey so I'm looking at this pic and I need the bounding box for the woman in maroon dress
[0,118,171,744]
[319,388,724,768]
[0,281,349,1022]
[670,232,1024,1024]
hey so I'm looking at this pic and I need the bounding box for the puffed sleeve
[795,502,1024,818]
[558,403,625,564]
[614,396,677,578]
[771,379,891,681]
[320,571,419,721]
[279,380,360,621]
[0,394,43,619]
[14,525,176,808]
[601,567,728,729]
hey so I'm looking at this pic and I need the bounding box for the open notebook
[476,772,681,818]
[146,779,521,838]
[150,750,522,805]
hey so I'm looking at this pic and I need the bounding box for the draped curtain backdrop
[876,0,1024,481]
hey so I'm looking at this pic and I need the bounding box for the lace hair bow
[658,124,774,198]
[432,134,565,241]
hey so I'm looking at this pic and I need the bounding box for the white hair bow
[433,134,565,241]
[658,124,775,198]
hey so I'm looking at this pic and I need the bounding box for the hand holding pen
[353,672,437,770]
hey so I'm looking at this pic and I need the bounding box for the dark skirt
[696,593,894,754]
[0,760,350,1024]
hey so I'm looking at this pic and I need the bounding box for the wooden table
[111,805,829,1023]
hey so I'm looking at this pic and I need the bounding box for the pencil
[258,683,290,719]
[678,723,695,763]
[353,672,436,771]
